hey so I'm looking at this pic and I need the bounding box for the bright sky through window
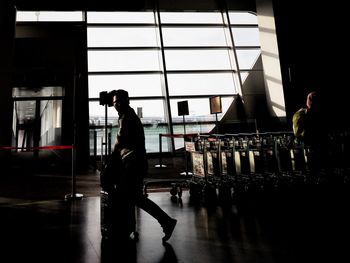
[15,10,262,153]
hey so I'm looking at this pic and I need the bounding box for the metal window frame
[86,9,261,153]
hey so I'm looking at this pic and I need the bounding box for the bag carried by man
[100,151,136,240]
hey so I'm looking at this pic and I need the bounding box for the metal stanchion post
[215,113,219,134]
[108,131,111,156]
[180,115,192,177]
[155,134,167,168]
[93,130,97,170]
[65,145,83,201]
[104,104,108,159]
[65,68,83,201]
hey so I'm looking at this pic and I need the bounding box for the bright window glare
[167,73,235,96]
[160,12,222,24]
[162,27,227,46]
[236,49,261,69]
[165,50,232,70]
[16,11,84,21]
[88,50,161,72]
[87,27,158,47]
[229,12,258,24]
[88,75,163,98]
[232,28,260,46]
[87,12,154,24]
[89,101,118,124]
[129,100,165,119]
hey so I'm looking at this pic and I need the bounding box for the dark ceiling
[12,0,256,12]
[13,0,146,11]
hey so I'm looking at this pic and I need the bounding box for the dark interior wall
[272,0,348,130]
[12,0,145,11]
[13,0,256,12]
[14,22,90,170]
[0,1,16,160]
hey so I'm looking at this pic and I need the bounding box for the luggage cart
[188,135,219,206]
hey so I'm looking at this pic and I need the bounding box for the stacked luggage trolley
[186,132,311,208]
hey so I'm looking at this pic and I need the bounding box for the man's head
[306,91,316,108]
[112,89,130,113]
[306,91,320,112]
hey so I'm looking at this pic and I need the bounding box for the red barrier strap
[0,145,73,150]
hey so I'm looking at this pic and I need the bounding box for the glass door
[12,86,64,155]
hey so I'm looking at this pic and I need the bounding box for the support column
[255,0,286,118]
[0,1,16,165]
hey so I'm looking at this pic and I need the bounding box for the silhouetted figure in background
[292,91,326,181]
[112,89,177,243]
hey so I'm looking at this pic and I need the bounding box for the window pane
[160,12,222,24]
[236,49,261,70]
[128,100,168,153]
[162,27,227,46]
[89,99,168,153]
[167,73,236,96]
[88,74,163,98]
[170,97,233,149]
[16,11,84,22]
[89,99,166,123]
[13,86,64,97]
[89,101,118,126]
[88,50,161,72]
[40,100,62,146]
[129,100,165,119]
[87,12,155,24]
[229,12,258,25]
[170,97,233,123]
[232,28,260,46]
[165,50,232,70]
[87,27,158,47]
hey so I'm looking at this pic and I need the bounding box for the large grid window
[87,11,167,154]
[87,10,262,154]
[15,10,262,154]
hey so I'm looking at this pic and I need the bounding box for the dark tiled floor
[1,159,350,263]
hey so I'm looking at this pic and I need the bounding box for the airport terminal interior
[1,0,349,262]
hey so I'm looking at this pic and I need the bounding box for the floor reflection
[101,238,178,263]
[101,237,137,263]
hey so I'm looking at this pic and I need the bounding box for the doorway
[12,86,64,155]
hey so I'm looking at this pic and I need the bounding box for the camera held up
[99,91,116,107]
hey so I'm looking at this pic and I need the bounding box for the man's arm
[114,115,127,152]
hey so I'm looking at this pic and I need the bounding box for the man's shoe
[162,218,177,242]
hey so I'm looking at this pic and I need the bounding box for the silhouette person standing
[112,89,177,242]
[293,91,324,181]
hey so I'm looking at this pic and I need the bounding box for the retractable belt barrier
[0,145,73,150]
